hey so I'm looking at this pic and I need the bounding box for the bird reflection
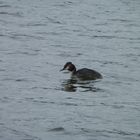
[61,77,100,92]
[61,78,77,92]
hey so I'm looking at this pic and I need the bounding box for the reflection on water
[61,78,101,92]
[61,78,77,92]
[0,0,140,140]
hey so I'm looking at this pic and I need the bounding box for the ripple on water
[79,128,140,138]
[0,96,13,103]
[7,33,45,41]
[0,5,11,8]
[0,11,23,17]
[0,69,5,72]
[48,127,65,132]
[1,126,41,140]
[61,78,103,92]
[0,0,139,140]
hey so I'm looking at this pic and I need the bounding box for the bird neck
[72,67,76,75]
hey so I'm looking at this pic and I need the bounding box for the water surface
[0,0,140,140]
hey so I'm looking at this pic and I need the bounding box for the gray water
[0,0,140,140]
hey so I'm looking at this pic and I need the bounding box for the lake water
[0,0,140,140]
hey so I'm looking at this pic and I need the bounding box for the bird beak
[60,68,64,71]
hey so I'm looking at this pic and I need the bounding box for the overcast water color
[0,0,140,140]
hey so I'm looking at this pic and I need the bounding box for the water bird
[60,62,102,80]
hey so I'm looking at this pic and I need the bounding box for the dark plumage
[60,62,102,80]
